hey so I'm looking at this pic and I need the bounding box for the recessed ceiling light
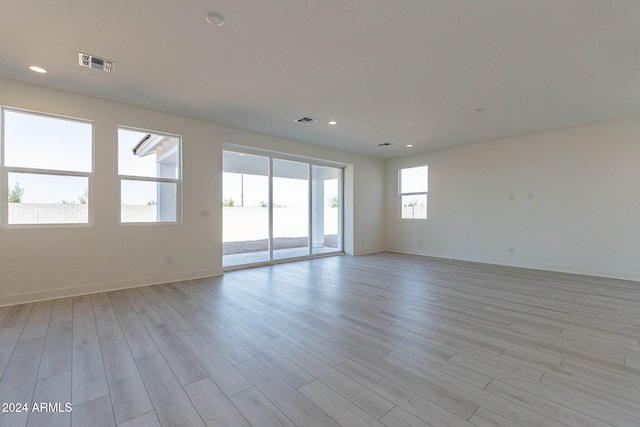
[471,107,485,113]
[328,121,337,125]
[406,144,414,148]
[29,66,47,74]
[206,13,225,26]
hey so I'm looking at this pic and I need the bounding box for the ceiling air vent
[78,53,115,73]
[378,142,394,147]
[295,116,318,124]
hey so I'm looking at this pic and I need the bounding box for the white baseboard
[385,247,640,283]
[0,269,223,307]
[354,247,385,256]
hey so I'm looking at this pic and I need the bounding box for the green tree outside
[8,182,24,203]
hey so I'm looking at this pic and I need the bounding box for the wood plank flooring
[0,252,639,426]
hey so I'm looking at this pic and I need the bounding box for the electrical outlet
[201,211,211,217]
[166,257,173,265]
[509,247,515,254]
[508,194,514,201]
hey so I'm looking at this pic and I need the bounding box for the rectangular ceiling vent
[78,52,115,73]
[295,116,317,124]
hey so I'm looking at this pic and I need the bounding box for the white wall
[385,116,640,281]
[0,78,385,305]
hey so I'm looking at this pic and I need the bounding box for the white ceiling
[1,1,639,158]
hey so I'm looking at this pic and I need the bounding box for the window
[118,127,181,223]
[400,165,428,219]
[2,108,93,225]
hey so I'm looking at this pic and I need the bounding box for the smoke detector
[295,116,318,124]
[78,53,115,73]
[206,13,225,26]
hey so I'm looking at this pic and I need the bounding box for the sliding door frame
[223,146,344,270]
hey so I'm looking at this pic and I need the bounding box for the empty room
[1,1,639,426]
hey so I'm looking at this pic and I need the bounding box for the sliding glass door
[222,152,270,267]
[273,159,309,260]
[312,165,342,254]
[223,150,343,268]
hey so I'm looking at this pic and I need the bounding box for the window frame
[399,165,428,220]
[117,125,182,225]
[1,107,94,228]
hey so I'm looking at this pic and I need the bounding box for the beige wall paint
[0,78,385,305]
[386,115,640,281]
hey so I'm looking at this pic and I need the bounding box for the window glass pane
[121,180,177,223]
[118,128,180,178]
[222,152,270,267]
[273,159,309,259]
[8,172,89,224]
[401,194,427,219]
[312,165,342,254]
[401,166,428,194]
[4,110,92,172]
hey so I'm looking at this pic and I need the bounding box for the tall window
[400,165,428,219]
[2,108,93,225]
[118,127,181,223]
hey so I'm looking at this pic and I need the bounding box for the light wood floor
[0,253,639,426]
